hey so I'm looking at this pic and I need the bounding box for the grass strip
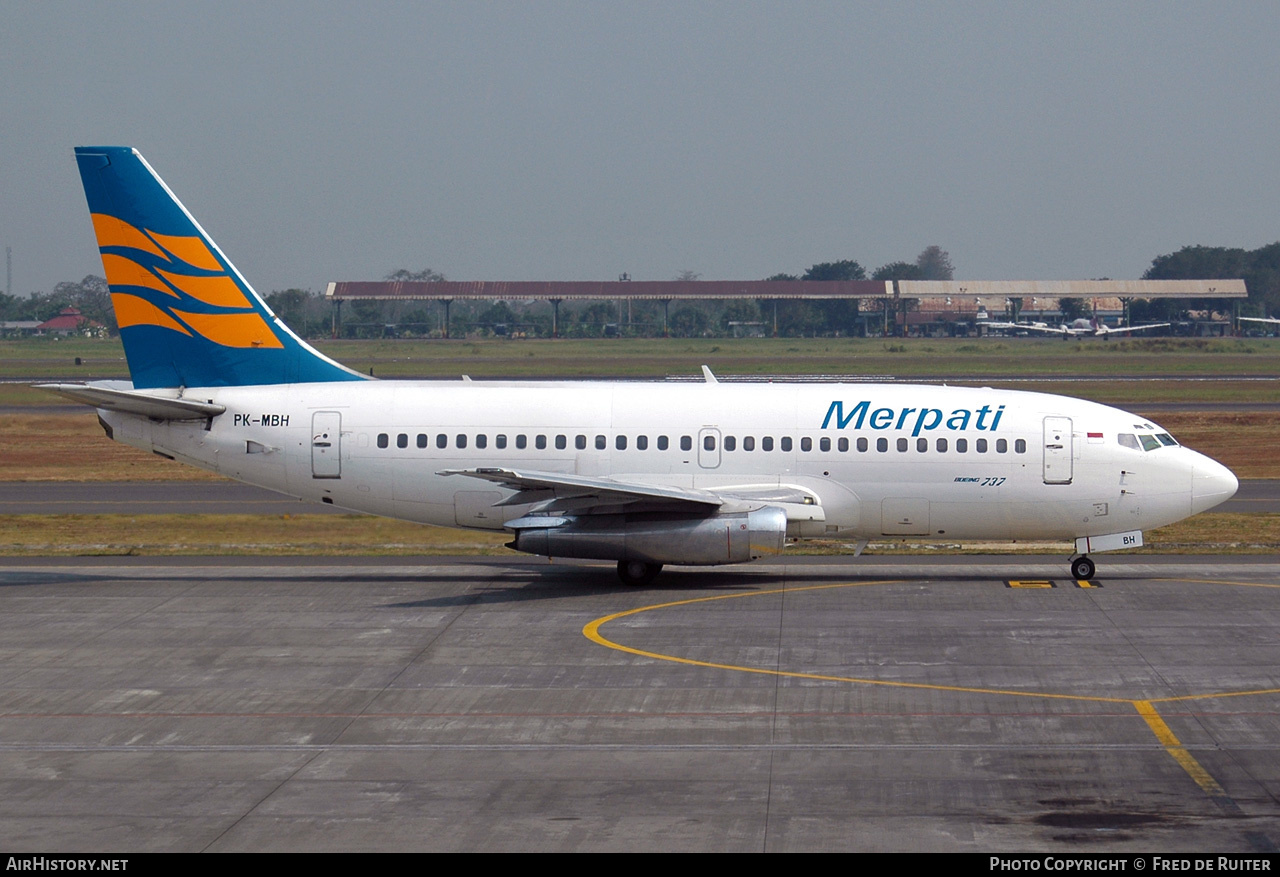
[1,513,1275,558]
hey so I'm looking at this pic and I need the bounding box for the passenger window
[681,436,693,451]
[456,434,468,449]
[936,438,948,452]
[800,437,812,452]
[996,438,1007,453]
[397,433,408,449]
[820,437,831,452]
[917,438,927,452]
[658,436,669,450]
[596,435,607,450]
[516,434,527,449]
[555,435,566,450]
[496,434,507,449]
[857,437,868,452]
[637,435,648,450]
[781,437,793,452]
[956,438,968,453]
[724,436,736,451]
[617,435,628,450]
[837,437,848,452]
[743,436,755,451]
[1117,434,1140,450]
[1015,439,1026,453]
[437,434,447,449]
[535,435,547,450]
[876,438,888,452]
[377,433,389,449]
[476,434,488,449]
[976,438,987,453]
[762,437,774,451]
[417,434,428,449]
[897,438,908,452]
[576,435,586,450]
[703,435,716,451]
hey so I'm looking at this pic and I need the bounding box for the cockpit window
[1139,434,1161,451]
[1156,433,1178,446]
[1118,433,1140,450]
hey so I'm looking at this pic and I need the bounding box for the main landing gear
[617,560,663,586]
[1069,555,1096,580]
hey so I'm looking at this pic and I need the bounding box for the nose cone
[1191,456,1238,515]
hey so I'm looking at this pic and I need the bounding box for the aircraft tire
[1070,556,1096,580]
[617,560,662,587]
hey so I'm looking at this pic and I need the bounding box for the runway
[0,555,1277,852]
[3,479,1277,513]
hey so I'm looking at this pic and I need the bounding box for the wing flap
[438,467,724,509]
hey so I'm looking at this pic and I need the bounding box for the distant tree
[1142,243,1280,315]
[674,270,701,282]
[50,275,114,333]
[1057,297,1090,322]
[799,262,865,334]
[265,288,315,334]
[385,268,447,283]
[477,301,516,328]
[775,301,821,337]
[719,299,760,332]
[915,246,954,280]
[872,261,925,281]
[578,302,615,325]
[669,303,710,336]
[764,272,798,282]
[802,260,866,282]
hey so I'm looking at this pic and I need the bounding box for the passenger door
[1043,416,1073,484]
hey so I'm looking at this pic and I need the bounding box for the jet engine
[506,506,789,566]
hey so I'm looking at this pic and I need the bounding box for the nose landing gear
[1070,555,1096,580]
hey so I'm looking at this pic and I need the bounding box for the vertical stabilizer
[74,146,366,388]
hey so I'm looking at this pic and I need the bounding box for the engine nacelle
[507,506,789,566]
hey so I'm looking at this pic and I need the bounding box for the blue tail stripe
[75,147,367,389]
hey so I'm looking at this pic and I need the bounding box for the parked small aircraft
[983,317,1170,338]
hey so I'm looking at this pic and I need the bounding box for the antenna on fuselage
[701,365,719,384]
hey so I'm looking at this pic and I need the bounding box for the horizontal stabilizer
[35,382,225,420]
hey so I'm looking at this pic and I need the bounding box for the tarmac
[0,554,1277,852]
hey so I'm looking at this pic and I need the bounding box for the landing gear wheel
[1070,555,1096,580]
[617,560,663,587]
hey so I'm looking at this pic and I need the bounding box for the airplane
[982,316,1171,339]
[41,147,1239,585]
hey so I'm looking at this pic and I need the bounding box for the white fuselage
[100,379,1237,546]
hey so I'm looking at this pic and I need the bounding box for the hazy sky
[3,1,1277,296]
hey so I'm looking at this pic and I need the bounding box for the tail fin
[74,147,366,389]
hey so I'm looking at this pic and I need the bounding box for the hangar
[324,278,1247,338]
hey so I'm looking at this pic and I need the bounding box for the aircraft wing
[1241,316,1280,326]
[1100,322,1170,335]
[438,467,725,509]
[982,321,1068,335]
